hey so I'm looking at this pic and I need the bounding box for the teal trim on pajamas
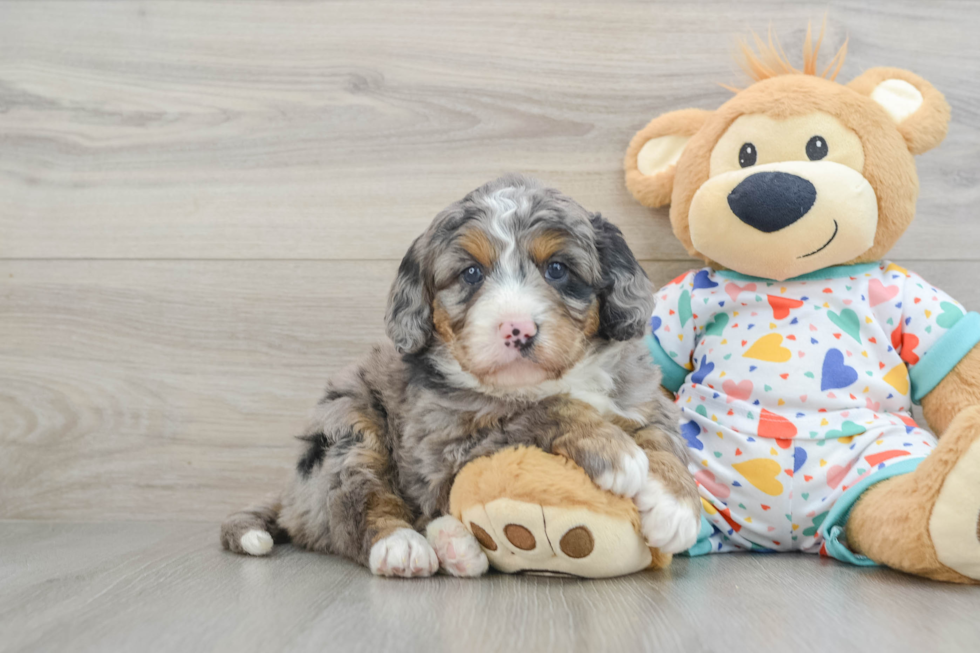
[645,333,688,394]
[681,514,716,557]
[910,311,980,404]
[818,457,925,566]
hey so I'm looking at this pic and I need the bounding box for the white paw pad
[240,529,274,556]
[425,515,489,577]
[634,478,700,554]
[369,528,439,578]
[595,446,649,497]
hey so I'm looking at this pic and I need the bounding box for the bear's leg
[847,405,980,583]
[449,446,673,578]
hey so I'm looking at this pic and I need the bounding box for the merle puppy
[221,175,700,577]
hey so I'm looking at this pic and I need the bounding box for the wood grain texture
[1,521,980,653]
[1,0,979,261]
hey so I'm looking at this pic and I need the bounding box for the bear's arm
[646,270,704,395]
[921,344,980,436]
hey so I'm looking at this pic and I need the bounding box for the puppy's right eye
[545,261,568,282]
[461,265,484,285]
[739,143,757,168]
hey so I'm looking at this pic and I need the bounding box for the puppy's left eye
[545,261,568,282]
[461,265,484,285]
[806,135,828,161]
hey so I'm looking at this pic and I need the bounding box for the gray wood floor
[2,521,980,653]
[3,1,980,650]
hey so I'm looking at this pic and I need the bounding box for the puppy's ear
[848,67,951,155]
[385,236,432,354]
[624,108,713,208]
[591,214,653,341]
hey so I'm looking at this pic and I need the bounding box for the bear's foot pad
[930,431,980,580]
[461,497,664,578]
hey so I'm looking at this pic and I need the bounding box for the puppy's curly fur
[221,175,696,574]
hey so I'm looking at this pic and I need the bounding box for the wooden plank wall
[2,1,979,520]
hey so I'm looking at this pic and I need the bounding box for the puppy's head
[385,175,652,389]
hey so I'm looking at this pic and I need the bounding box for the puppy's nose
[499,319,537,349]
[727,171,817,233]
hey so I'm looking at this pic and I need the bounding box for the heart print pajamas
[646,261,980,563]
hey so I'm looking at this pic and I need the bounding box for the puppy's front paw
[240,529,274,556]
[634,477,700,554]
[593,445,649,498]
[369,528,439,578]
[425,515,489,577]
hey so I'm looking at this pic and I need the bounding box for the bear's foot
[929,409,980,580]
[849,405,980,583]
[448,446,672,578]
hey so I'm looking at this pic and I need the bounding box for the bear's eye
[738,143,757,168]
[806,135,828,161]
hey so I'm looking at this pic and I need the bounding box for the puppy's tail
[220,496,287,556]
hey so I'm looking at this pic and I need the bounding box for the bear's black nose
[727,171,817,233]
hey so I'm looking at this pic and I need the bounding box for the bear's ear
[624,108,713,208]
[848,67,951,155]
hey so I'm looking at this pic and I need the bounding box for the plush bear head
[624,26,951,281]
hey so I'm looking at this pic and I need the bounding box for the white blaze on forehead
[483,188,529,275]
[482,278,548,321]
[464,188,556,375]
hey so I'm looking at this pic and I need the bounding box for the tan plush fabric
[450,446,672,577]
[624,68,951,270]
[450,445,642,528]
[922,346,980,435]
[848,67,951,155]
[624,108,712,208]
[847,406,980,584]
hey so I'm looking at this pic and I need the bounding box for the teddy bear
[445,24,980,583]
[619,25,980,583]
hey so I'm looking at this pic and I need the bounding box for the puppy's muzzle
[727,171,817,233]
[499,318,537,353]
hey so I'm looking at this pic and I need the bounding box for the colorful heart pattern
[725,282,756,303]
[767,295,804,320]
[758,408,797,439]
[690,355,715,385]
[820,349,858,391]
[695,469,731,499]
[722,379,753,403]
[936,301,964,329]
[655,262,957,555]
[827,308,862,343]
[704,313,729,337]
[744,334,792,363]
[868,279,899,307]
[732,459,784,497]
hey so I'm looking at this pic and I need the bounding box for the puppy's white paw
[594,446,649,497]
[634,477,700,554]
[425,515,489,578]
[240,529,274,556]
[369,528,439,578]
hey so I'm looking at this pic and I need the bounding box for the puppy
[221,175,700,577]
